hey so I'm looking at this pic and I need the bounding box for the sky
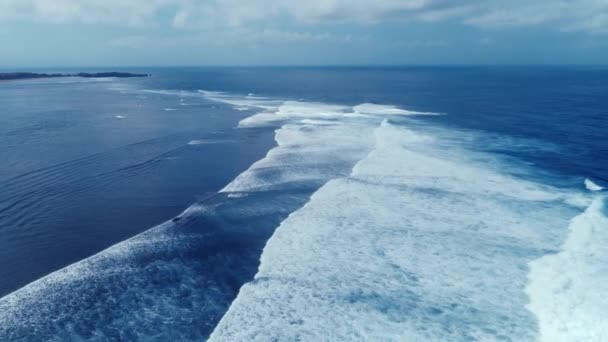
[1,0,608,67]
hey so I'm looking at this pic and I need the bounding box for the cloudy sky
[2,0,608,66]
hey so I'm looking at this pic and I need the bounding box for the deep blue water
[0,67,606,341]
[0,75,275,296]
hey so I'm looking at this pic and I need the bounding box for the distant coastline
[0,72,149,81]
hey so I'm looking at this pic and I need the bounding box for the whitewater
[0,89,605,341]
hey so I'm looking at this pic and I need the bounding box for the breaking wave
[210,115,592,341]
[0,89,601,341]
[526,195,608,342]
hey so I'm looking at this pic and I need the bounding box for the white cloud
[171,0,469,28]
[0,0,175,25]
[464,5,563,28]
[108,28,360,50]
[464,1,608,34]
[1,0,608,34]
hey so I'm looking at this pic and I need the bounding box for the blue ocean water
[0,67,606,341]
[0,75,275,297]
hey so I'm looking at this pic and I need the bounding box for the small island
[0,72,149,81]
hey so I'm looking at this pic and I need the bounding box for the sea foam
[585,178,604,191]
[0,89,600,341]
[193,92,600,341]
[209,101,593,341]
[0,91,383,341]
[526,196,608,342]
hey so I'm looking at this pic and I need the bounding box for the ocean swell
[0,89,599,341]
[210,102,594,341]
[0,91,420,340]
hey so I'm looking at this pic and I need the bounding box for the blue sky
[1,0,608,66]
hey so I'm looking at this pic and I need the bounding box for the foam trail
[0,193,312,341]
[199,90,441,129]
[2,89,592,341]
[300,119,340,126]
[0,91,394,341]
[526,196,608,342]
[353,103,442,116]
[210,121,587,341]
[585,178,604,191]
[187,139,235,145]
[198,90,282,112]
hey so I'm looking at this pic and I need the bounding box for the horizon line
[2,63,608,70]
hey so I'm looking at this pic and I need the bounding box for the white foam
[300,119,340,126]
[526,196,608,342]
[353,121,584,204]
[199,91,438,129]
[220,120,375,193]
[0,195,285,340]
[4,88,592,341]
[235,101,349,128]
[585,178,604,191]
[353,103,441,116]
[188,139,235,145]
[237,113,284,128]
[199,90,281,112]
[227,193,247,198]
[3,90,420,341]
[115,115,125,119]
[164,108,177,111]
[211,119,587,341]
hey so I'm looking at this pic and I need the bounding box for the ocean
[0,66,606,341]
